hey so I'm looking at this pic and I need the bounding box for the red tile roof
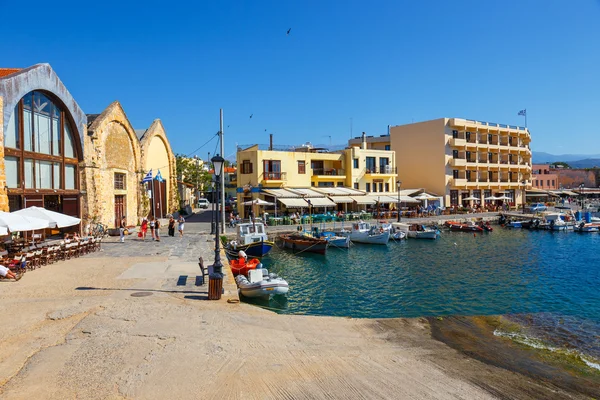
[0,68,21,78]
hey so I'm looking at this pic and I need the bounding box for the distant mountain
[532,152,600,163]
[568,159,600,169]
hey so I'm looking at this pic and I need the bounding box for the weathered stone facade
[0,96,7,211]
[83,102,142,229]
[139,120,177,215]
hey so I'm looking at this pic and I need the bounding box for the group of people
[119,215,185,243]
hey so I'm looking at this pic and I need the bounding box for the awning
[351,196,377,205]
[378,195,420,204]
[306,197,336,207]
[278,198,308,208]
[262,188,301,198]
[328,196,355,204]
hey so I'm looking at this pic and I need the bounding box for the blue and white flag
[142,169,153,183]
[155,170,164,182]
[517,109,526,116]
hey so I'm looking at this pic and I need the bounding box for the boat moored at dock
[235,268,289,298]
[340,221,390,245]
[393,222,438,239]
[227,222,274,257]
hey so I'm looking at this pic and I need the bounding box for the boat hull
[280,235,328,255]
[347,230,390,245]
[328,236,350,248]
[411,231,438,240]
[234,241,274,257]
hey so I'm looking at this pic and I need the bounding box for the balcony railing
[365,166,397,174]
[262,172,287,181]
[312,168,345,176]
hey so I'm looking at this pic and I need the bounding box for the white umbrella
[13,206,81,228]
[0,211,51,232]
[0,226,8,236]
[242,198,274,206]
[462,196,480,201]
[495,195,512,201]
[414,193,438,200]
[484,196,498,201]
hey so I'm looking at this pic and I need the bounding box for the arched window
[4,91,80,214]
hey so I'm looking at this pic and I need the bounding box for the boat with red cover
[229,257,261,276]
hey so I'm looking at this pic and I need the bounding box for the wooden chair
[24,251,36,270]
[33,249,43,268]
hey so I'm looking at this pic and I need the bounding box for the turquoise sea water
[251,228,600,362]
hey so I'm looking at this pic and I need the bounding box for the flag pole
[158,179,163,219]
[525,109,527,128]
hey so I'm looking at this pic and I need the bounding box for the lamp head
[211,154,225,178]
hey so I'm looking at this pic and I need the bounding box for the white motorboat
[540,213,574,231]
[574,222,600,232]
[340,221,390,245]
[235,269,289,299]
[319,231,351,248]
[392,222,438,239]
[227,222,274,257]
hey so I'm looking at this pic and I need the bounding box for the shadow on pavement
[75,286,208,295]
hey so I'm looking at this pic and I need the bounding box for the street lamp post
[209,154,225,300]
[397,180,402,222]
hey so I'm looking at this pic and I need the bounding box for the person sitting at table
[290,212,299,224]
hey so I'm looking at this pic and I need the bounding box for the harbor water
[252,228,600,366]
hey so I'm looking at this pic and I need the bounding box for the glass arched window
[4,91,79,190]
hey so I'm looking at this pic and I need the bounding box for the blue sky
[3,0,599,158]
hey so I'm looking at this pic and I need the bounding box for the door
[151,180,167,218]
[115,195,126,228]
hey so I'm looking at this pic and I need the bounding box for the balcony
[262,171,287,182]
[450,137,466,147]
[365,166,397,175]
[450,158,466,167]
[312,168,345,177]
[451,178,467,187]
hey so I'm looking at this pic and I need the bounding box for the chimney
[361,132,366,150]
[387,125,391,135]
[269,133,273,151]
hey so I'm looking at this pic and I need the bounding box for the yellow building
[235,139,398,216]
[373,118,532,208]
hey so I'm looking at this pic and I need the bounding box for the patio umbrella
[413,193,438,200]
[242,198,274,206]
[462,196,480,201]
[484,196,498,200]
[0,211,51,232]
[495,195,511,201]
[13,206,81,228]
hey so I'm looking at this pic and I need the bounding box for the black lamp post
[211,154,225,276]
[397,180,402,222]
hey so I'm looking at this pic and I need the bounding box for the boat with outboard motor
[235,268,289,298]
[229,252,261,276]
[445,221,484,233]
[226,222,274,257]
[339,221,390,245]
[392,222,438,239]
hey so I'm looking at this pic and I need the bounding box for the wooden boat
[280,233,329,255]
[236,269,289,298]
[229,257,261,276]
[319,231,350,248]
[392,222,437,239]
[340,222,390,245]
[448,221,484,232]
[226,222,274,257]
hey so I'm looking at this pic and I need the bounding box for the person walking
[119,216,127,243]
[178,215,185,237]
[155,218,161,242]
[149,217,156,240]
[168,216,175,237]
[141,217,148,241]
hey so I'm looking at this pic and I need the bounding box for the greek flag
[518,109,526,116]
[155,170,164,182]
[142,169,153,183]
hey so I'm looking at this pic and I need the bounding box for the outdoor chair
[40,247,52,266]
[197,257,208,285]
[33,249,43,267]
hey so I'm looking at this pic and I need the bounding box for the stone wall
[556,169,597,189]
[82,102,141,230]
[0,96,7,211]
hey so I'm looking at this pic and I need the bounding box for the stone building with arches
[136,120,177,220]
[0,64,177,231]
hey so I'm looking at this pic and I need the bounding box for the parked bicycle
[90,222,109,238]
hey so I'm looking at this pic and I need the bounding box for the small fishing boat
[319,231,351,248]
[226,222,274,257]
[229,257,261,276]
[280,233,329,255]
[340,221,390,245]
[393,222,437,239]
[539,213,574,231]
[574,222,600,233]
[448,221,484,233]
[236,268,289,298]
[505,220,523,228]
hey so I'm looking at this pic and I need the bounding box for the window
[379,157,389,173]
[453,170,459,179]
[241,160,253,174]
[317,182,334,187]
[484,190,492,203]
[452,130,458,138]
[297,161,305,174]
[114,173,126,190]
[488,152,493,162]
[366,157,376,173]
[5,156,19,188]
[372,182,377,192]
[547,180,550,187]
[337,182,344,187]
[366,183,371,192]
[385,183,389,192]
[488,171,493,181]
[65,165,76,190]
[453,150,459,159]
[35,161,53,189]
[354,183,359,189]
[353,159,359,169]
[552,179,555,186]
[385,145,390,151]
[5,109,19,149]
[263,160,281,179]
[450,190,459,206]
[24,159,34,188]
[379,182,383,192]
